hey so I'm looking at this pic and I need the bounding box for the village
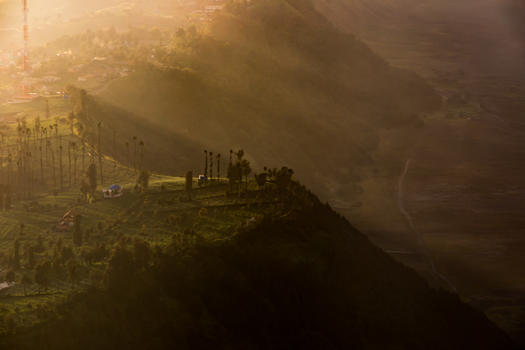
[0,0,226,104]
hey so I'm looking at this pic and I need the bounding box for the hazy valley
[0,0,523,348]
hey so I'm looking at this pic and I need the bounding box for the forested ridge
[0,181,516,349]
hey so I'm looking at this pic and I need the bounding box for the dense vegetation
[0,180,516,349]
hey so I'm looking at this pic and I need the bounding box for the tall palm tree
[217,153,221,182]
[81,140,85,175]
[59,140,63,190]
[98,122,103,185]
[209,152,213,182]
[132,136,137,173]
[112,129,117,156]
[50,145,56,189]
[45,139,51,171]
[138,140,144,170]
[204,150,208,178]
[7,153,12,188]
[71,142,78,185]
[39,144,43,185]
[125,141,130,169]
[68,141,72,187]
[46,126,51,165]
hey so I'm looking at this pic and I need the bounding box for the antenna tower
[23,0,29,73]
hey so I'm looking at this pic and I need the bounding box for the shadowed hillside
[78,0,441,203]
[0,181,516,350]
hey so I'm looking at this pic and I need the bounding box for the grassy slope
[88,0,441,204]
[0,175,267,329]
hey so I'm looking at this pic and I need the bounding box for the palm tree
[39,144,43,185]
[204,150,208,178]
[50,145,56,189]
[27,151,33,198]
[98,122,103,185]
[7,153,11,188]
[45,99,50,120]
[125,141,130,169]
[81,140,85,175]
[71,142,78,185]
[59,140,63,190]
[68,141,72,187]
[217,153,221,182]
[138,140,144,170]
[46,126,51,165]
[209,152,213,182]
[132,136,137,173]
[112,129,116,154]
[68,112,75,136]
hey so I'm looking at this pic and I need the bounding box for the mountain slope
[313,0,525,79]
[0,181,516,349]
[82,0,441,203]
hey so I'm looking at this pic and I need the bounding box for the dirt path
[398,159,457,293]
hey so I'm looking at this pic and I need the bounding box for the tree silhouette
[7,153,11,188]
[21,273,32,296]
[4,269,15,284]
[24,243,34,269]
[81,141,85,177]
[13,239,20,269]
[59,137,63,190]
[139,140,144,170]
[204,150,208,179]
[72,142,78,185]
[87,163,97,196]
[133,239,151,270]
[125,141,130,170]
[50,144,56,189]
[137,170,150,193]
[209,151,213,183]
[39,144,43,185]
[132,136,137,173]
[217,153,221,182]
[68,141,72,187]
[98,122,103,185]
[185,170,193,201]
[105,246,134,292]
[73,215,83,247]
[67,259,77,287]
[34,261,51,293]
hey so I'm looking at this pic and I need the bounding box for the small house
[198,175,208,186]
[56,210,75,232]
[103,184,123,199]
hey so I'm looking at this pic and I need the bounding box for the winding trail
[398,159,457,293]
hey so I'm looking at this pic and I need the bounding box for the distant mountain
[313,0,525,78]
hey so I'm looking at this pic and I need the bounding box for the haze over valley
[0,0,523,348]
